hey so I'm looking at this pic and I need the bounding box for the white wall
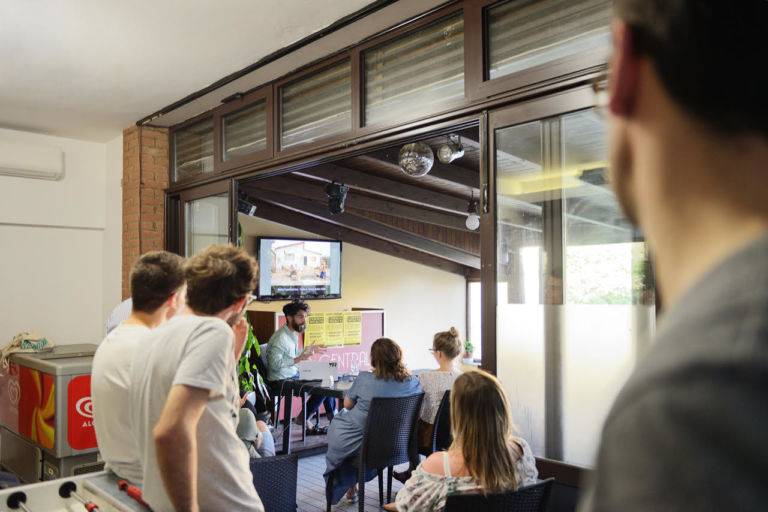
[239,214,466,371]
[0,128,123,346]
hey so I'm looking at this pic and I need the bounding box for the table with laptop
[273,360,357,454]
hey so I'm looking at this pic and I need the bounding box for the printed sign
[67,375,97,450]
[305,313,326,346]
[325,313,345,347]
[343,312,362,346]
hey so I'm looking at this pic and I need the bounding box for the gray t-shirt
[129,314,263,512]
[580,231,768,511]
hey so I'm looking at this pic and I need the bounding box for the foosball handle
[118,480,152,509]
[58,481,101,512]
[6,491,32,512]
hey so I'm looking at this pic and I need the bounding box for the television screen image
[257,237,342,300]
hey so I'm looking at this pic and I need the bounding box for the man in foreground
[266,300,335,431]
[130,244,263,511]
[581,1,768,510]
[92,251,186,484]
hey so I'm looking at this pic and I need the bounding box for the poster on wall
[305,313,326,346]
[343,312,362,346]
[325,313,345,347]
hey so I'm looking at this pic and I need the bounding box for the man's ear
[609,21,641,118]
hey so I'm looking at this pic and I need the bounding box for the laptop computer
[298,360,339,382]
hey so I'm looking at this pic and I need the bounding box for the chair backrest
[443,478,555,512]
[431,389,452,453]
[250,454,299,512]
[360,393,424,471]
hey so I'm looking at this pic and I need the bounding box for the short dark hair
[184,244,257,315]
[130,251,185,313]
[614,0,768,137]
[282,300,309,317]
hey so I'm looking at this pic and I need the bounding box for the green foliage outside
[237,221,265,392]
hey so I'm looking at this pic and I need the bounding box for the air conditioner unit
[0,139,65,180]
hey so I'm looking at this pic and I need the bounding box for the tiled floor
[295,453,408,512]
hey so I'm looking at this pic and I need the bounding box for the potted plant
[463,340,475,364]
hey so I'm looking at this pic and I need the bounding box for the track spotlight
[437,135,464,164]
[326,181,349,215]
[398,142,434,177]
[237,194,257,216]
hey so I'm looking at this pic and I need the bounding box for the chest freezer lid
[9,344,98,375]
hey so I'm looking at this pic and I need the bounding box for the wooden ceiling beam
[294,163,470,215]
[248,198,469,276]
[250,190,480,269]
[244,176,474,232]
[349,154,479,191]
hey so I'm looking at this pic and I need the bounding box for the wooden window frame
[274,53,357,158]
[214,85,274,174]
[170,111,215,186]
[464,0,609,102]
[355,4,470,136]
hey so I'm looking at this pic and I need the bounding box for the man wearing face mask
[267,300,335,431]
[129,244,264,512]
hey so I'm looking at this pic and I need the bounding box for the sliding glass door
[484,86,656,466]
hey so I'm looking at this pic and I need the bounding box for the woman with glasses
[394,327,463,483]
[384,371,538,512]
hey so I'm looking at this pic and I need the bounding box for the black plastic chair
[419,389,452,456]
[250,453,299,512]
[444,478,555,512]
[326,392,424,512]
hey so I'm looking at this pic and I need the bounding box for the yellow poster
[304,313,326,346]
[325,312,345,347]
[343,312,362,346]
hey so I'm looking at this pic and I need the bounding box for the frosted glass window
[493,108,655,466]
[173,118,214,181]
[280,60,351,150]
[364,13,464,127]
[487,0,611,80]
[185,193,228,256]
[223,101,267,160]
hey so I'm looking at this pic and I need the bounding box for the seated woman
[324,337,422,505]
[384,370,538,512]
[394,327,463,483]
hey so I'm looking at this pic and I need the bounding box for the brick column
[122,126,170,299]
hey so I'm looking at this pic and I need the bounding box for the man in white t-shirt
[92,251,186,484]
[129,244,264,512]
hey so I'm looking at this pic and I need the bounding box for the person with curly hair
[324,337,421,505]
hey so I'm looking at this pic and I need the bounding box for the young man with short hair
[92,250,186,484]
[130,244,264,512]
[581,1,768,509]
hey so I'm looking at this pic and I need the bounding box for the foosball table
[0,471,150,512]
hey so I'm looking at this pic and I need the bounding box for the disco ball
[398,142,434,177]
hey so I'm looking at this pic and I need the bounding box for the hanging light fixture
[437,135,464,164]
[465,193,480,230]
[398,142,434,177]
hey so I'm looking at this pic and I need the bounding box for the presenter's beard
[288,318,306,333]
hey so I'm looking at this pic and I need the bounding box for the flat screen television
[256,237,342,301]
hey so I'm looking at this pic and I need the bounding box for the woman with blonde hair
[394,327,463,483]
[324,337,422,505]
[384,370,538,512]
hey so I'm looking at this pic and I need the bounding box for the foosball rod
[6,491,32,512]
[58,481,101,512]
